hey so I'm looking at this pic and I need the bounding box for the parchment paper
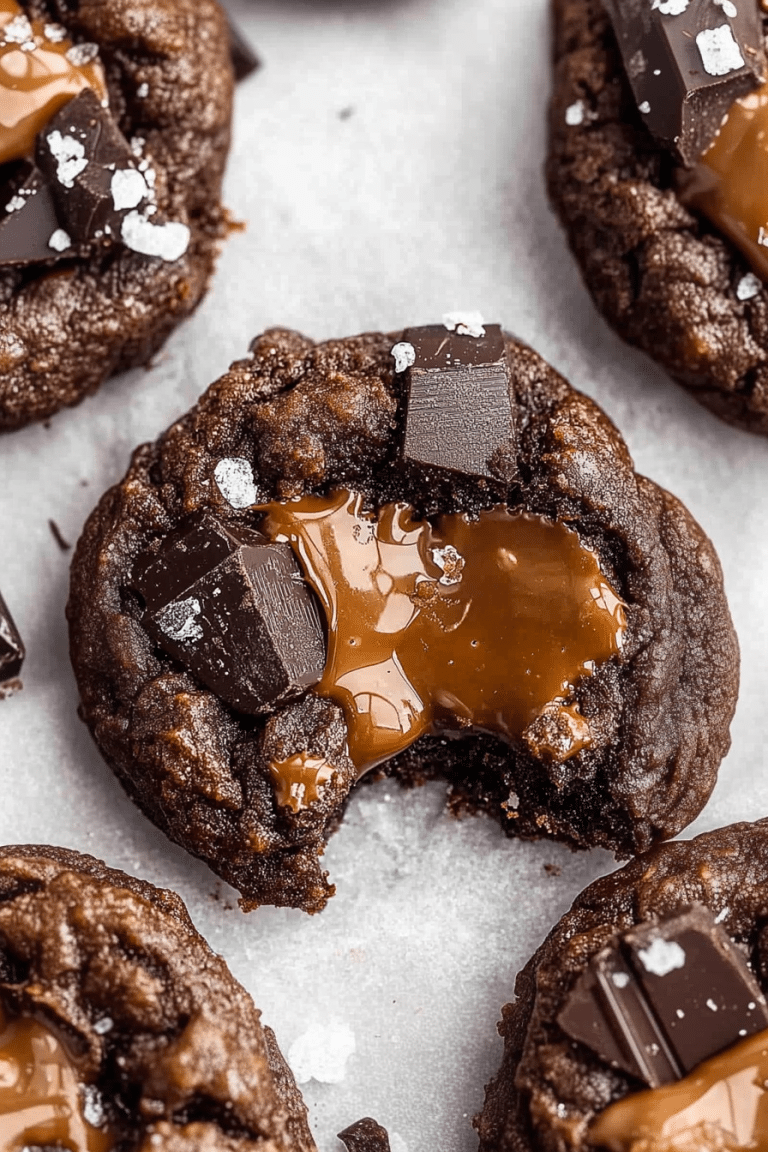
[2,0,767,1148]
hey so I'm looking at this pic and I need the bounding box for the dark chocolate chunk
[338,1118,391,1152]
[558,904,768,1087]
[133,512,326,715]
[396,322,515,481]
[0,163,68,266]
[603,0,766,167]
[36,89,151,245]
[228,17,260,83]
[0,591,24,698]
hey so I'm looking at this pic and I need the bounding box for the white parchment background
[2,0,768,1148]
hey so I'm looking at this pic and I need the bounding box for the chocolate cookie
[67,323,738,913]
[0,0,234,431]
[475,820,768,1152]
[547,0,768,434]
[0,843,315,1150]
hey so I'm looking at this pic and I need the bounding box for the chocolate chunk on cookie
[476,821,768,1152]
[0,845,316,1150]
[547,0,768,434]
[67,324,738,913]
[0,0,239,431]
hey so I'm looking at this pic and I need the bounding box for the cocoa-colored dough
[547,0,768,434]
[0,844,316,1151]
[67,327,738,913]
[0,0,233,431]
[475,820,768,1152]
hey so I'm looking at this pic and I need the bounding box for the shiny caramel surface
[261,490,626,776]
[268,752,334,813]
[0,1004,112,1151]
[678,80,768,285]
[591,1029,768,1152]
[0,0,107,165]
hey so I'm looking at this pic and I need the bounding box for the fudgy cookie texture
[548,0,768,433]
[67,327,738,913]
[0,844,316,1151]
[0,0,233,431]
[475,820,768,1152]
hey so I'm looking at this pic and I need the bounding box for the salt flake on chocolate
[638,937,686,976]
[651,0,689,13]
[121,211,190,262]
[714,0,738,16]
[156,597,203,643]
[214,458,258,509]
[696,24,745,76]
[44,23,67,43]
[443,311,486,338]
[49,229,71,253]
[391,342,416,373]
[46,131,88,189]
[111,169,149,212]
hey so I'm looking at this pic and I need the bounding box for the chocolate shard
[558,904,768,1088]
[0,162,69,266]
[0,590,24,698]
[228,17,260,82]
[36,88,151,245]
[133,513,326,716]
[338,1118,391,1152]
[603,0,766,167]
[396,321,516,481]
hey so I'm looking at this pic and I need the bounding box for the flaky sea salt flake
[66,42,99,66]
[391,342,416,373]
[565,100,585,125]
[3,14,33,43]
[737,272,761,300]
[638,937,686,976]
[111,168,148,211]
[214,458,258,509]
[443,310,486,338]
[49,229,72,253]
[46,130,87,189]
[156,598,203,643]
[696,25,744,76]
[44,23,67,43]
[120,211,189,262]
[652,0,690,13]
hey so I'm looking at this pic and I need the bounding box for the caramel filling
[261,490,626,777]
[268,753,334,813]
[0,1004,112,1151]
[591,1029,768,1152]
[677,80,768,285]
[0,0,107,166]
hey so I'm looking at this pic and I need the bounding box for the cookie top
[476,820,768,1152]
[547,0,768,433]
[0,0,233,431]
[0,844,316,1151]
[67,325,738,913]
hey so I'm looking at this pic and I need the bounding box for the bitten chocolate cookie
[548,0,768,434]
[68,321,738,913]
[0,844,315,1150]
[0,0,234,431]
[475,820,768,1152]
